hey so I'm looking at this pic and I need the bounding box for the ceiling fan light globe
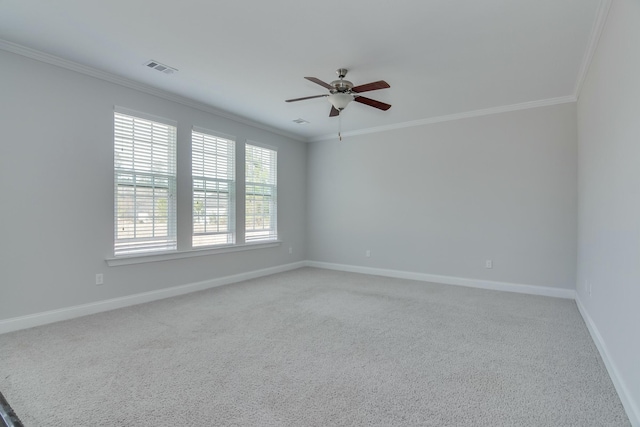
[328,92,353,110]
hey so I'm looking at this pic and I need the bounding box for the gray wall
[577,0,640,421]
[0,49,308,320]
[1,14,637,420]
[307,103,578,290]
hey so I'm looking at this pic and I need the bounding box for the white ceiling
[0,0,603,141]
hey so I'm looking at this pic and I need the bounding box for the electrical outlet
[95,273,104,285]
[366,250,371,258]
[485,259,493,269]
[288,246,293,254]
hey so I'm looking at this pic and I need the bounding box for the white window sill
[106,241,281,267]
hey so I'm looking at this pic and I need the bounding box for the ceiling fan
[285,68,391,117]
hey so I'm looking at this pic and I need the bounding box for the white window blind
[114,111,177,256]
[245,143,277,242]
[192,130,236,247]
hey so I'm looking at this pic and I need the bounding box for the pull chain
[338,112,342,141]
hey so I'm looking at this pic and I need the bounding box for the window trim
[113,107,178,256]
[106,240,281,266]
[191,127,237,248]
[245,141,278,242]
[115,106,177,128]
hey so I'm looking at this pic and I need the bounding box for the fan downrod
[331,68,353,92]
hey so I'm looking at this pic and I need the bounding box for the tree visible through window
[245,143,277,242]
[114,110,177,255]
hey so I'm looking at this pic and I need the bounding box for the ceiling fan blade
[285,94,328,102]
[352,80,390,93]
[354,96,392,111]
[305,77,333,90]
[329,106,340,117]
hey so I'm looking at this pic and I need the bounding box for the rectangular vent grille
[145,60,177,75]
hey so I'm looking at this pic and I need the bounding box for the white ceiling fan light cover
[327,92,354,110]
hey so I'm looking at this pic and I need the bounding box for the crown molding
[0,39,306,142]
[3,7,604,145]
[309,95,577,142]
[573,0,613,99]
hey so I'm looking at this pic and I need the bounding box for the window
[192,129,235,247]
[114,110,177,256]
[245,143,277,242]
[109,109,281,265]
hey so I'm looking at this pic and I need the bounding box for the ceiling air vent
[145,60,177,75]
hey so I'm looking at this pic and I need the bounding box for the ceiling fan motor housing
[331,68,353,93]
[330,79,354,93]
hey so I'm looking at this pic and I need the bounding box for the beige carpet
[0,268,630,426]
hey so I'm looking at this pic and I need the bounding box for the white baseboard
[5,260,634,424]
[0,260,576,334]
[305,261,576,299]
[575,296,639,427]
[0,261,575,336]
[0,261,306,335]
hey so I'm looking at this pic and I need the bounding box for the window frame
[191,127,236,248]
[113,107,177,256]
[245,142,278,242]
